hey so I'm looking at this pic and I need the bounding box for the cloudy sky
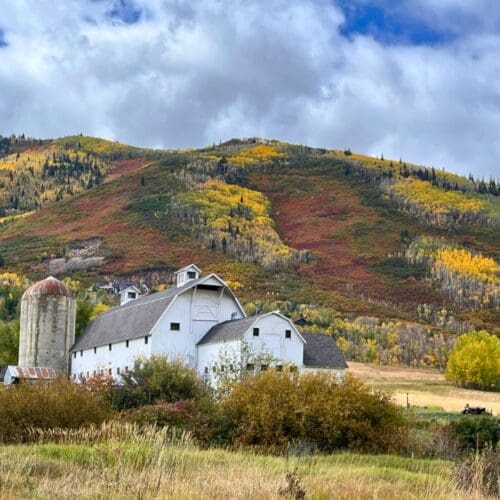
[0,0,499,178]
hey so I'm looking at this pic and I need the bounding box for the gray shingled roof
[70,277,208,352]
[302,333,348,368]
[197,315,262,345]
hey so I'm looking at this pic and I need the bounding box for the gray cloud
[0,0,499,178]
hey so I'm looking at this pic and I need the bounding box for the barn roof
[302,333,348,368]
[70,274,244,352]
[197,315,264,345]
[197,311,305,345]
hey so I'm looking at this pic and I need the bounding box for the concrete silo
[18,276,76,374]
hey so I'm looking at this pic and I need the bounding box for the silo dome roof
[22,276,73,299]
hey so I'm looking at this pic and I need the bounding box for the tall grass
[0,422,477,499]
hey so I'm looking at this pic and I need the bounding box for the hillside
[0,135,498,368]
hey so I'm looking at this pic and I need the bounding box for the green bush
[220,370,406,453]
[107,357,223,445]
[0,378,112,443]
[0,320,19,364]
[450,416,499,452]
[110,356,213,410]
[372,257,426,278]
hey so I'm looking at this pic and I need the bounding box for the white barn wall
[151,286,244,367]
[197,339,241,377]
[302,367,345,379]
[71,336,151,379]
[245,314,303,366]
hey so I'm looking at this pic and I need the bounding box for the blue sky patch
[107,0,142,24]
[337,1,455,46]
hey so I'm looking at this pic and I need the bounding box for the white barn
[70,264,347,381]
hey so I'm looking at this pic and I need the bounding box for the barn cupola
[119,286,141,306]
[175,264,201,287]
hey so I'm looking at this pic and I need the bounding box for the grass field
[0,424,470,499]
[349,362,500,415]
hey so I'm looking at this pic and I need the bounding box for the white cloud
[0,0,499,178]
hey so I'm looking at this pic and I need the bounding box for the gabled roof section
[197,315,260,345]
[175,263,201,274]
[197,311,304,345]
[302,333,348,369]
[71,273,244,352]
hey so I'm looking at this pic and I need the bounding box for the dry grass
[0,422,473,499]
[349,362,500,414]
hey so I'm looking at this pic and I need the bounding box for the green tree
[445,330,500,390]
[0,320,19,364]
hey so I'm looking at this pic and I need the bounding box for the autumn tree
[445,330,500,390]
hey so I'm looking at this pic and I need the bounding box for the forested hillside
[0,135,498,369]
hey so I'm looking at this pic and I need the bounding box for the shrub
[0,378,112,443]
[108,357,224,445]
[121,399,222,445]
[449,416,499,452]
[445,330,500,390]
[221,367,301,452]
[110,356,213,410]
[299,372,407,453]
[220,369,406,453]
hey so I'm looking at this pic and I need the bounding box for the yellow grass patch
[349,362,500,414]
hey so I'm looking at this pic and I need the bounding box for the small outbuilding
[3,365,58,385]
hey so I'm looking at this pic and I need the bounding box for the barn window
[116,367,120,375]
[212,366,217,373]
[80,350,83,357]
[109,344,112,351]
[144,336,149,344]
[127,291,136,299]
[170,322,180,331]
[125,366,129,372]
[73,352,76,359]
[126,340,129,348]
[204,366,209,374]
[253,328,259,337]
[187,271,196,279]
[285,330,291,339]
[276,365,283,372]
[220,365,225,372]
[94,347,97,354]
[260,364,268,371]
[246,363,254,371]
[108,368,112,375]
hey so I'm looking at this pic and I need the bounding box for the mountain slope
[0,136,498,366]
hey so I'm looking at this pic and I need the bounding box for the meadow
[0,423,473,499]
[349,362,500,414]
